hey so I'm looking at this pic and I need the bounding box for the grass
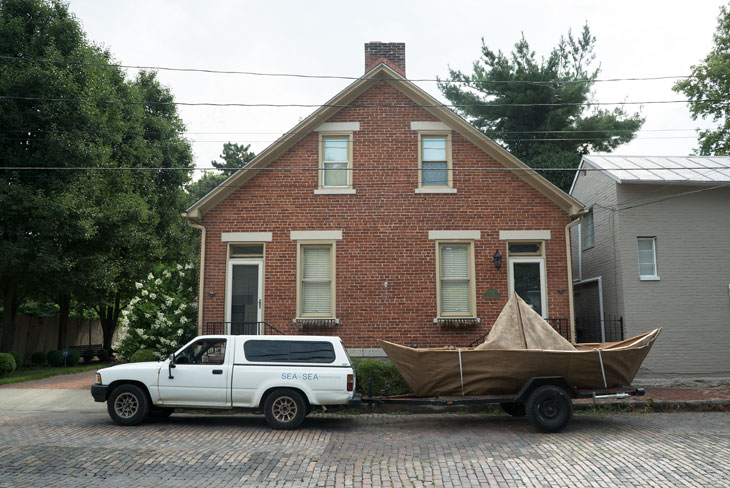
[0,362,115,385]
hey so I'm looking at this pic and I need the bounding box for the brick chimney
[364,42,406,76]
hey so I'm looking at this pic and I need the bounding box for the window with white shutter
[298,243,335,317]
[436,242,475,317]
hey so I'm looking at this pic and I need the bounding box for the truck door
[158,337,230,407]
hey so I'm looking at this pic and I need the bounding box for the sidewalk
[1,370,729,412]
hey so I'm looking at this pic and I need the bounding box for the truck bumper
[348,394,362,407]
[91,384,108,402]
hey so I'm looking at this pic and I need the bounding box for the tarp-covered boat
[380,293,660,396]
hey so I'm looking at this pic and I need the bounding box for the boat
[379,293,661,396]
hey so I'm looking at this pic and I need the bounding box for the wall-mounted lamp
[208,292,216,298]
[493,250,503,270]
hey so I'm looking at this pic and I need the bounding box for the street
[0,409,728,487]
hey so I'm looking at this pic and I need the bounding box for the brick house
[184,43,584,357]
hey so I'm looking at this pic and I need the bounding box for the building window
[319,134,352,189]
[297,243,335,318]
[419,133,452,188]
[507,241,547,317]
[637,237,659,280]
[583,209,594,248]
[436,242,475,317]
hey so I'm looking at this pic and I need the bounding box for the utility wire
[0,94,723,108]
[1,55,728,85]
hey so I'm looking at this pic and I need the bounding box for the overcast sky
[65,0,725,170]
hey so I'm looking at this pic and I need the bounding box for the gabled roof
[185,63,584,221]
[572,155,730,193]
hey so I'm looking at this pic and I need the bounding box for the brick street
[0,410,728,487]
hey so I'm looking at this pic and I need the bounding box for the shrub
[10,351,22,368]
[46,350,63,367]
[354,359,411,396]
[31,352,46,366]
[130,349,157,363]
[114,263,197,361]
[0,353,16,376]
[67,349,81,366]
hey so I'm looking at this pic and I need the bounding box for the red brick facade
[198,79,573,349]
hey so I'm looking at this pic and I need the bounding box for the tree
[673,4,730,155]
[438,25,644,191]
[186,142,255,202]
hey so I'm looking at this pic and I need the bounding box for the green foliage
[31,352,46,366]
[211,142,256,175]
[46,350,63,367]
[130,349,157,363]
[0,353,17,376]
[113,264,197,361]
[673,4,730,155]
[67,348,80,366]
[438,24,644,191]
[354,360,411,396]
[9,351,22,368]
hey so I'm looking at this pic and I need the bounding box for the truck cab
[92,335,357,429]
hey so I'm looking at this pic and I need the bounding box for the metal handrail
[204,321,286,336]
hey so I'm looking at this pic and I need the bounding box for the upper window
[419,133,452,188]
[436,242,475,317]
[637,237,659,280]
[244,340,335,363]
[297,243,335,318]
[319,134,352,189]
[583,209,595,248]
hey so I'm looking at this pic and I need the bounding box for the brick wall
[200,81,572,348]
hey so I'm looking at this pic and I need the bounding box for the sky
[64,0,726,170]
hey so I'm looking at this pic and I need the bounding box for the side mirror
[168,353,175,379]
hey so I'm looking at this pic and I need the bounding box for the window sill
[314,188,356,195]
[415,187,457,194]
[640,276,660,281]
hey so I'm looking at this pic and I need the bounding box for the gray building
[569,155,730,382]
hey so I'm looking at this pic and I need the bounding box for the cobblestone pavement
[0,410,728,487]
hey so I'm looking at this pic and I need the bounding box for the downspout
[184,214,206,336]
[565,217,582,343]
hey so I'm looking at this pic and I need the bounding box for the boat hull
[379,329,661,396]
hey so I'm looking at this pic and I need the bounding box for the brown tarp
[380,294,661,396]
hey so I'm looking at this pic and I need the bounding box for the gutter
[564,217,582,342]
[183,213,206,336]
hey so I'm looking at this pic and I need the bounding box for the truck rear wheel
[107,384,149,426]
[264,389,306,430]
[526,385,573,433]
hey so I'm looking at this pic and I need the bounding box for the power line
[0,94,724,108]
[2,55,728,85]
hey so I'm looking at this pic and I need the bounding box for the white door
[508,258,547,317]
[157,337,230,407]
[226,260,263,334]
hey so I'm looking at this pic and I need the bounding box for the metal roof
[580,155,730,185]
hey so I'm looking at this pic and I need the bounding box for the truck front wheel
[526,385,573,433]
[264,389,306,430]
[107,384,150,426]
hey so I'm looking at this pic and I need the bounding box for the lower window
[436,242,475,317]
[297,243,335,318]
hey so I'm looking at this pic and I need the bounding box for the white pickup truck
[91,335,358,429]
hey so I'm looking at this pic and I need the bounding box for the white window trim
[507,257,548,318]
[296,240,336,319]
[499,230,551,240]
[319,132,353,190]
[221,232,272,242]
[435,240,477,319]
[411,121,451,131]
[314,188,357,195]
[316,122,360,132]
[414,187,457,194]
[428,230,481,240]
[290,230,342,241]
[638,237,660,281]
[418,131,453,189]
[224,258,264,334]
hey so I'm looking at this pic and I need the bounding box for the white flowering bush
[114,264,197,361]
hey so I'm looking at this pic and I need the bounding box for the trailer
[359,376,646,433]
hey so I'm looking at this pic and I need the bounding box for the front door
[157,337,230,407]
[509,258,547,317]
[226,260,263,334]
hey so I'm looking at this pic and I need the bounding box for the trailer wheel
[526,385,573,433]
[500,402,526,417]
[107,384,149,426]
[264,389,306,430]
